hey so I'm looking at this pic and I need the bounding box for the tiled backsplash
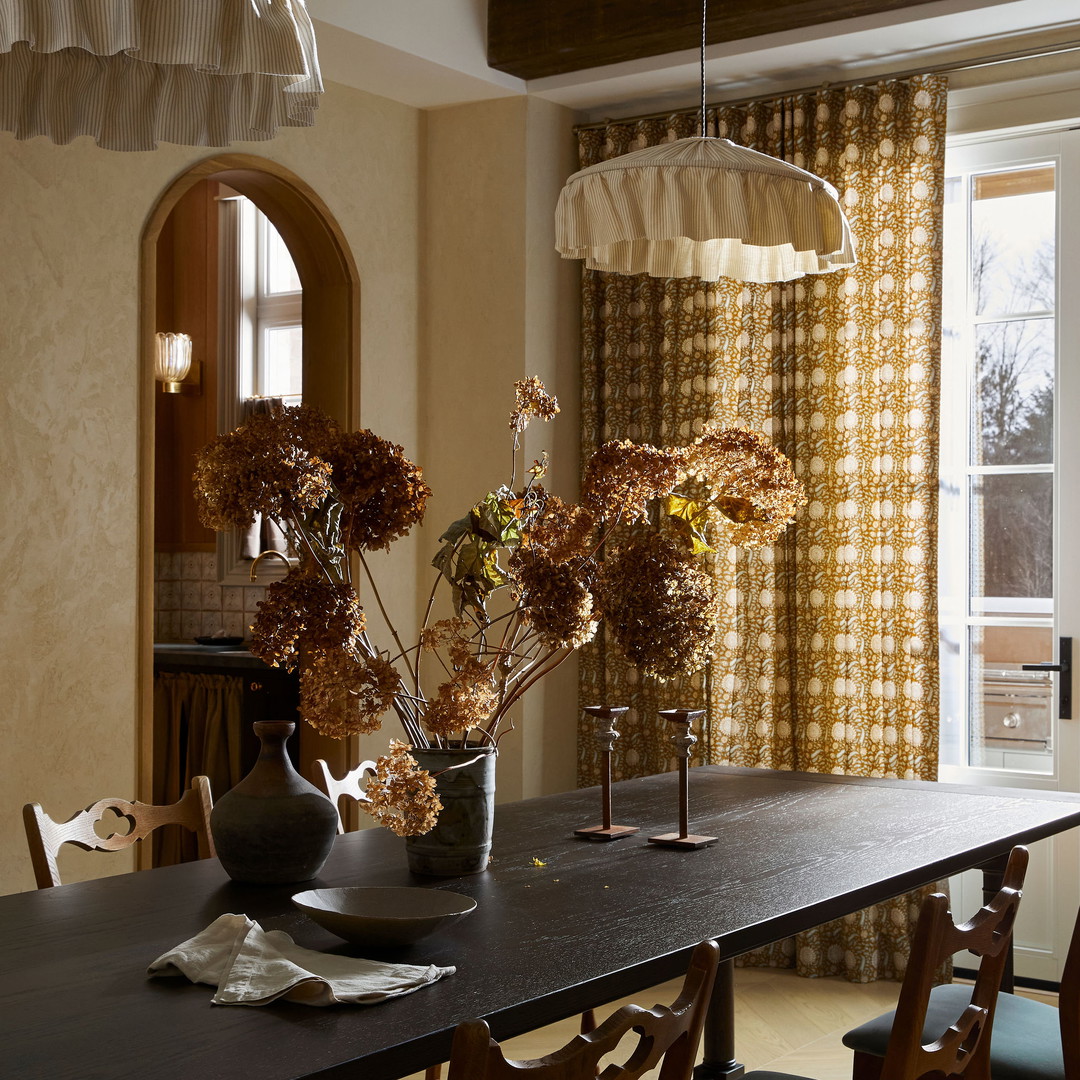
[154,551,266,643]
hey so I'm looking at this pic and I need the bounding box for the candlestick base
[647,832,718,849]
[574,824,640,841]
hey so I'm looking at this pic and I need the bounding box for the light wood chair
[747,845,1028,1080]
[845,874,1077,1080]
[445,938,720,1080]
[312,757,378,834]
[23,776,216,889]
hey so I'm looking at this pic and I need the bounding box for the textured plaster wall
[0,83,579,893]
[0,81,423,893]
[421,96,580,803]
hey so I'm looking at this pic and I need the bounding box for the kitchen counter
[152,644,301,769]
[153,643,277,673]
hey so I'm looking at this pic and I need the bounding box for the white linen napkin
[148,913,455,1006]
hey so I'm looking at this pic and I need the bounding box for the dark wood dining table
[6,766,1080,1080]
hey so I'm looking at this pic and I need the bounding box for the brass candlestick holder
[648,709,717,850]
[574,706,639,841]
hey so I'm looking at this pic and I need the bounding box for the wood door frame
[137,155,361,836]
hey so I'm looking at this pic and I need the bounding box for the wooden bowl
[292,886,476,948]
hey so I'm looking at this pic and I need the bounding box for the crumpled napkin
[148,913,455,1006]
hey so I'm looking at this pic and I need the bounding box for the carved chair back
[312,758,377,835]
[23,775,215,889]
[446,938,719,1080]
[878,845,1028,1080]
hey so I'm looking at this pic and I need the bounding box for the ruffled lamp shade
[0,0,322,151]
[555,136,857,283]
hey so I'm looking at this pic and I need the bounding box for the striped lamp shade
[555,137,857,283]
[0,0,322,151]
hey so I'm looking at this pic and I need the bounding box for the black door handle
[1021,636,1072,719]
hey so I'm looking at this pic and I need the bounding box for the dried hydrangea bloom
[685,426,806,547]
[526,496,596,564]
[249,571,365,672]
[509,376,560,433]
[284,403,341,459]
[509,548,598,650]
[419,617,474,667]
[423,660,499,738]
[327,429,432,552]
[581,440,687,524]
[365,740,442,837]
[193,407,334,532]
[299,649,400,738]
[597,532,720,681]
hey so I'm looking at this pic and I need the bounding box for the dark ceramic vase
[210,720,339,884]
[404,746,496,876]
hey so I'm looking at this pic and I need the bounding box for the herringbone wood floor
[405,967,1059,1079]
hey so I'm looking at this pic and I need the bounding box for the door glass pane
[969,473,1053,611]
[972,320,1054,466]
[967,624,1054,773]
[972,165,1055,316]
[261,326,303,399]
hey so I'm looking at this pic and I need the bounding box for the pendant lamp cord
[700,0,707,137]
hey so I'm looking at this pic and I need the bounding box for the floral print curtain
[577,74,948,981]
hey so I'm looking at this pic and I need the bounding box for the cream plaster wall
[0,82,582,893]
[0,81,424,893]
[421,96,581,804]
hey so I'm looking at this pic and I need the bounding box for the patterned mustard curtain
[578,74,947,981]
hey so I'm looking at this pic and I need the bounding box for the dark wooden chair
[23,776,216,889]
[311,757,377,834]
[745,845,1028,1080]
[844,878,1078,1080]
[445,938,719,1080]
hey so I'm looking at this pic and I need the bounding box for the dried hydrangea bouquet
[193,379,804,840]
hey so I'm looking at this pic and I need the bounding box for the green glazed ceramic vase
[404,745,496,876]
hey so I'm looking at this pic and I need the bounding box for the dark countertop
[153,643,281,674]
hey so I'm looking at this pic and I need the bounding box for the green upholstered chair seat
[842,982,1063,1080]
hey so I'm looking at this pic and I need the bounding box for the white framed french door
[938,125,1080,982]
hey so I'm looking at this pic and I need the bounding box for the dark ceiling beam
[487,0,944,81]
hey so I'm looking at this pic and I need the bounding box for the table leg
[693,958,744,1079]
[977,852,1014,993]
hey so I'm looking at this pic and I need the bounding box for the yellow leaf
[531,857,547,867]
[664,494,715,553]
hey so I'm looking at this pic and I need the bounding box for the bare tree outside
[971,221,1055,600]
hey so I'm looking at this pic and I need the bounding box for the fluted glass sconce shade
[555,136,857,283]
[155,332,193,394]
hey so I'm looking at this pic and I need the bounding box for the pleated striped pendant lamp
[0,0,323,151]
[555,3,856,283]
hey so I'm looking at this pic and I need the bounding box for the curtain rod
[572,37,1080,131]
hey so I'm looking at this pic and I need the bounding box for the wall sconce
[155,332,200,394]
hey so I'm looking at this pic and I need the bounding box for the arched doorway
[137,155,360,822]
